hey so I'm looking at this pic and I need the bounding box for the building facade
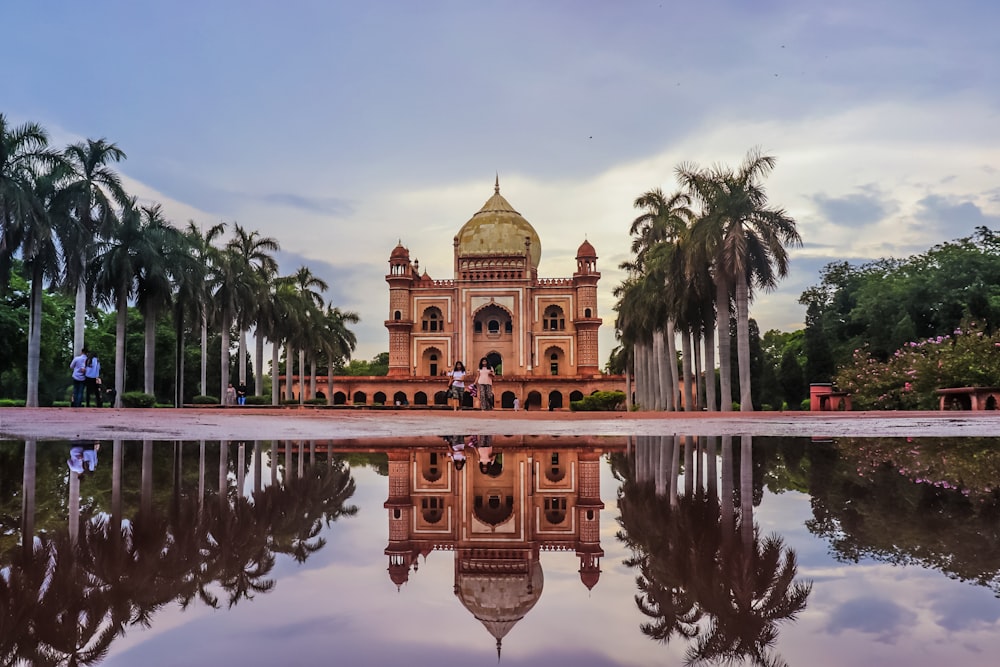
[286,180,623,409]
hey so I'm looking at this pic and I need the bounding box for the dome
[456,180,541,269]
[576,238,596,259]
[455,559,544,644]
[390,241,410,261]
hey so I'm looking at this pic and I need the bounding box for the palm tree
[183,222,226,397]
[679,149,801,411]
[287,266,328,403]
[0,116,63,406]
[226,224,279,395]
[170,224,209,406]
[61,138,128,356]
[135,204,183,398]
[319,305,359,404]
[91,197,160,407]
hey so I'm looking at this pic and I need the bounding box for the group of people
[69,348,105,407]
[446,357,501,411]
[444,434,501,474]
[225,383,248,405]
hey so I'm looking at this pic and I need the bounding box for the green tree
[680,149,801,412]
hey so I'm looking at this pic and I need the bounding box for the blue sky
[5,0,999,361]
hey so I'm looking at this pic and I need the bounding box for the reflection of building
[283,180,624,409]
[383,436,617,655]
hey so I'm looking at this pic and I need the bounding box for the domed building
[382,178,620,409]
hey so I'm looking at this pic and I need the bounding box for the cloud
[810,186,897,228]
[827,597,916,643]
[260,192,355,217]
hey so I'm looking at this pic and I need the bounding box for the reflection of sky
[91,444,1000,667]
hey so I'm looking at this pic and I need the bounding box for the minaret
[385,242,415,377]
[573,239,601,376]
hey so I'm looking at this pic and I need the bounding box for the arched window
[394,310,402,321]
[421,306,444,331]
[543,305,566,331]
[584,307,592,318]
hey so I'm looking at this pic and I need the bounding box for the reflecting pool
[2,434,999,666]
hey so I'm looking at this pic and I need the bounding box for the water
[2,435,999,666]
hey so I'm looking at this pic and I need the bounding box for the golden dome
[456,179,541,269]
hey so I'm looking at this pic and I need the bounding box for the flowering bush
[834,324,1000,409]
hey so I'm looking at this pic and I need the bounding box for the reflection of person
[225,383,236,406]
[69,348,88,407]
[444,435,467,470]
[236,383,247,405]
[471,435,503,476]
[446,362,467,411]
[85,351,102,408]
[67,441,100,477]
[475,357,495,411]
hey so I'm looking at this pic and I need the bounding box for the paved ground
[3,407,1000,440]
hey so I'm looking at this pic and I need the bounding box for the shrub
[0,399,26,407]
[192,395,219,405]
[305,398,327,405]
[835,322,1000,409]
[246,395,269,405]
[570,390,626,412]
[121,392,156,408]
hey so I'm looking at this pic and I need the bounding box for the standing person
[236,383,247,406]
[84,351,102,408]
[67,440,100,477]
[475,357,495,411]
[446,361,467,411]
[513,396,521,411]
[69,348,88,407]
[225,383,236,406]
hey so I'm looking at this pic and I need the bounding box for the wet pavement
[3,406,1000,440]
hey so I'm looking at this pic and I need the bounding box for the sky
[4,0,999,363]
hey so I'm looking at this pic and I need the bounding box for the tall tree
[0,116,63,406]
[226,224,279,395]
[61,138,127,356]
[680,149,801,412]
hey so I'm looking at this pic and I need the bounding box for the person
[67,440,100,478]
[471,434,503,476]
[446,361,467,411]
[84,351,102,408]
[69,348,88,407]
[236,383,247,406]
[225,383,236,406]
[513,396,521,411]
[475,357,495,411]
[444,435,467,470]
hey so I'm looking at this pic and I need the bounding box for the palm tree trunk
[704,322,717,411]
[239,329,248,386]
[327,362,334,406]
[74,279,86,361]
[716,277,733,411]
[298,348,306,404]
[21,440,36,555]
[26,269,43,407]
[644,339,658,411]
[115,296,127,408]
[285,344,295,401]
[271,339,280,405]
[255,330,265,397]
[624,366,633,411]
[175,304,185,408]
[144,309,156,396]
[309,355,317,400]
[665,322,679,411]
[681,330,694,411]
[200,313,208,396]
[653,332,668,411]
[633,344,645,411]
[220,308,231,401]
[736,275,753,411]
[740,434,754,547]
[693,331,704,410]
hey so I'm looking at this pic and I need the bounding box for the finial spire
[495,173,500,194]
